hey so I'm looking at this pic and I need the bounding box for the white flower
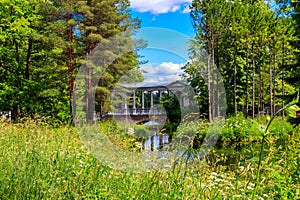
[215,178,223,182]
[211,172,218,176]
[233,195,242,198]
[247,186,254,190]
[248,183,255,187]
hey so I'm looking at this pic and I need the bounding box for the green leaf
[286,104,300,118]
[285,92,299,108]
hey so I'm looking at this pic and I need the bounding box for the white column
[133,91,136,114]
[124,95,127,114]
[179,94,183,106]
[142,90,145,114]
[150,91,153,108]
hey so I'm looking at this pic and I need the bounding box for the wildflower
[248,182,255,187]
[215,178,223,182]
[246,185,254,190]
[222,179,228,183]
[199,183,206,188]
[233,194,242,198]
[211,172,218,176]
[255,195,264,200]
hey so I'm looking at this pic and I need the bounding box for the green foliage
[175,112,296,151]
[187,0,298,117]
[220,113,262,144]
[0,120,299,199]
[251,92,299,198]
[0,0,143,122]
[178,114,263,148]
[133,125,149,139]
[99,120,142,151]
[160,94,181,131]
[257,115,294,136]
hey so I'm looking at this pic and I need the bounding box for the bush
[257,115,294,137]
[175,113,295,149]
[220,113,262,145]
[133,125,149,139]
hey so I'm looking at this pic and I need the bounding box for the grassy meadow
[0,116,299,199]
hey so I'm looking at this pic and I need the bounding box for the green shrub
[257,115,294,137]
[133,125,149,139]
[220,113,262,144]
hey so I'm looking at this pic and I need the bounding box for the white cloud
[182,4,191,13]
[130,0,192,14]
[141,62,185,84]
[171,5,180,12]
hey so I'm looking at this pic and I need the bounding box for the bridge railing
[107,108,166,116]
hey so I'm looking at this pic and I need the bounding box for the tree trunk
[234,49,237,116]
[25,37,33,116]
[257,43,261,116]
[99,57,106,119]
[270,51,273,116]
[252,43,255,119]
[207,54,212,122]
[273,54,276,114]
[12,106,18,121]
[14,38,20,119]
[26,38,32,80]
[217,69,220,117]
[211,30,215,120]
[216,36,220,117]
[66,12,75,124]
[246,42,249,118]
[282,42,285,117]
[261,66,265,113]
[86,62,94,124]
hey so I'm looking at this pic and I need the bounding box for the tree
[0,0,68,120]
[0,0,143,123]
[76,0,142,123]
[187,0,298,118]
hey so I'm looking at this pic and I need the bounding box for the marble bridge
[100,81,190,124]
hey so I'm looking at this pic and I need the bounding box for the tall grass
[0,119,299,199]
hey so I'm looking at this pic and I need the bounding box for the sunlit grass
[0,119,299,199]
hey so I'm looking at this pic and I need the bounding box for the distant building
[109,80,190,116]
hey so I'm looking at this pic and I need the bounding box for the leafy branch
[252,92,299,199]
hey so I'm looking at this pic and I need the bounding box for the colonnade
[123,89,170,115]
[110,80,190,116]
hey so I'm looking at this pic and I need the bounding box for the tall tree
[187,0,298,118]
[0,0,143,123]
[0,0,69,120]
[76,0,142,123]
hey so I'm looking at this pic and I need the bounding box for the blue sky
[128,0,195,84]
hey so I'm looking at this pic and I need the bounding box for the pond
[142,132,169,151]
[140,131,203,166]
[137,121,202,164]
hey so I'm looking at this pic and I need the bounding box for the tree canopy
[183,0,299,119]
[0,0,143,123]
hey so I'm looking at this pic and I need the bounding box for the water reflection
[142,133,169,151]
